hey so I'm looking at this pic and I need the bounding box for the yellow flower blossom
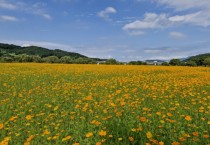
[86,132,93,138]
[185,116,192,121]
[146,132,153,139]
[0,124,3,130]
[98,130,106,136]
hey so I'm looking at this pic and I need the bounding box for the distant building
[97,61,106,65]
[145,60,166,65]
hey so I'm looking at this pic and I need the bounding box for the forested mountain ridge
[0,43,86,58]
[184,53,210,65]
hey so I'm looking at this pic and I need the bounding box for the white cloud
[31,2,52,20]
[123,11,210,33]
[0,1,52,20]
[98,7,117,20]
[127,30,145,36]
[155,0,210,27]
[0,0,16,10]
[149,55,187,60]
[156,0,210,11]
[53,0,78,2]
[169,32,185,39]
[124,1,210,34]
[40,14,52,20]
[0,15,18,22]
[123,13,170,31]
[144,49,163,54]
[171,11,210,27]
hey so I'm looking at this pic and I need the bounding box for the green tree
[32,55,42,63]
[203,57,210,66]
[105,58,118,65]
[14,54,33,62]
[0,50,7,57]
[128,61,144,65]
[186,61,197,67]
[0,57,14,62]
[169,59,181,66]
[73,57,97,64]
[60,56,74,64]
[161,62,169,66]
[43,56,60,63]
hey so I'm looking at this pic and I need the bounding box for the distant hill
[184,53,210,65]
[0,43,87,58]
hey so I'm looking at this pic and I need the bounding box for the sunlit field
[0,63,210,145]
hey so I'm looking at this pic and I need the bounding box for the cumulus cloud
[98,7,117,20]
[156,0,210,11]
[156,1,210,26]
[169,32,185,39]
[0,15,18,22]
[124,1,210,34]
[123,11,210,33]
[123,13,170,31]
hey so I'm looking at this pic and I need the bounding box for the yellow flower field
[0,63,210,145]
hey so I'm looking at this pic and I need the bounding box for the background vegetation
[1,43,210,66]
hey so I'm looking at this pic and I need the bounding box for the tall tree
[203,57,210,66]
[169,59,181,66]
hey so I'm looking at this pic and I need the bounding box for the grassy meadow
[0,63,210,145]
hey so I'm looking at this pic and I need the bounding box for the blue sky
[0,0,210,61]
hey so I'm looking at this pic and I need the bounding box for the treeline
[1,54,210,66]
[161,58,210,67]
[0,54,97,64]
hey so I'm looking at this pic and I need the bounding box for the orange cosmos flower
[139,117,147,122]
[156,112,161,115]
[95,142,101,145]
[167,112,173,117]
[43,129,50,135]
[0,137,10,145]
[185,116,192,121]
[192,132,199,136]
[171,141,180,145]
[9,116,18,121]
[146,132,152,139]
[98,130,106,136]
[203,134,209,138]
[84,95,92,101]
[179,137,186,141]
[26,135,35,142]
[26,115,32,120]
[86,132,93,138]
[62,135,71,142]
[0,123,3,130]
